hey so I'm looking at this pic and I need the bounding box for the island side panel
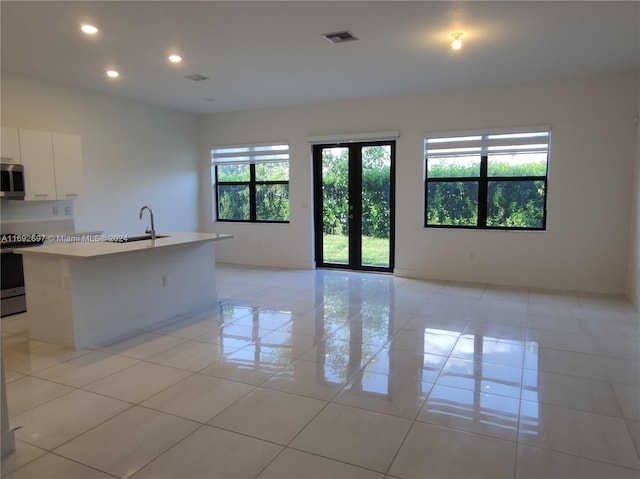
[69,241,218,349]
[22,256,77,348]
[24,241,218,350]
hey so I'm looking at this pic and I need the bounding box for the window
[212,143,290,222]
[425,129,549,230]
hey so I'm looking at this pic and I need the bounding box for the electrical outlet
[162,276,169,287]
[52,206,59,216]
[65,206,72,216]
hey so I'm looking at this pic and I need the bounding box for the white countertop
[44,229,105,240]
[15,232,232,260]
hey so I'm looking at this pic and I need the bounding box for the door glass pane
[361,145,391,267]
[322,147,349,264]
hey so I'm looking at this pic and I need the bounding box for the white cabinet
[19,129,57,201]
[1,127,21,163]
[16,129,83,201]
[52,133,83,199]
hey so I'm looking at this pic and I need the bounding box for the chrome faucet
[139,205,156,240]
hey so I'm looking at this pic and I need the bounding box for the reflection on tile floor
[2,264,639,478]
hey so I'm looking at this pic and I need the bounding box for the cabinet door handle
[64,193,79,197]
[34,194,50,198]
[0,157,15,161]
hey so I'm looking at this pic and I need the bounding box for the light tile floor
[2,264,639,479]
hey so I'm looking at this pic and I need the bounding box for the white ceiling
[2,1,639,115]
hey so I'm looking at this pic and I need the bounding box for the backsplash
[1,199,75,234]
[1,219,75,235]
[0,199,73,222]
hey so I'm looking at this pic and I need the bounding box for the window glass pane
[255,161,289,181]
[426,181,479,226]
[217,184,250,220]
[427,155,481,178]
[487,180,545,228]
[487,152,547,177]
[256,184,289,221]
[217,164,250,182]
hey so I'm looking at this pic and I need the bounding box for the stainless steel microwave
[0,164,25,199]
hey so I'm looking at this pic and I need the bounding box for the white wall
[1,73,200,236]
[628,89,640,308]
[201,70,639,294]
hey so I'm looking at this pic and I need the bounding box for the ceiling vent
[184,74,210,82]
[323,31,358,44]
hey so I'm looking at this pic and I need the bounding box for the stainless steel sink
[109,234,169,243]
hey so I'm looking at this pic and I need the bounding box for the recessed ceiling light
[106,70,119,78]
[168,54,182,63]
[81,24,98,35]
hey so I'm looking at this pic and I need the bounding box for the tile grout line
[4,450,121,479]
[3,267,639,477]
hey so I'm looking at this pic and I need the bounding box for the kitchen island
[16,232,232,350]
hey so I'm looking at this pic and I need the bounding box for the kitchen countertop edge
[14,232,233,260]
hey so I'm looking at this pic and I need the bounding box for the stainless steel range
[1,234,45,317]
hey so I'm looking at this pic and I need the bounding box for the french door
[313,141,395,272]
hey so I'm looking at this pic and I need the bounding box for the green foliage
[428,158,480,178]
[214,162,290,221]
[321,146,391,239]
[426,155,546,228]
[487,158,547,177]
[256,161,289,181]
[487,181,545,228]
[217,164,250,182]
[428,155,546,178]
[427,182,479,226]
[256,184,290,221]
[322,150,350,236]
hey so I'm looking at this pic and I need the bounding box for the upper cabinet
[1,127,21,164]
[52,133,83,199]
[19,129,57,201]
[16,129,83,201]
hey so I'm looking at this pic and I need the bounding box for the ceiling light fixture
[451,32,463,50]
[168,54,182,63]
[106,70,119,78]
[81,24,98,35]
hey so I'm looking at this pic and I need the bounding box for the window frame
[212,143,290,224]
[424,130,549,231]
